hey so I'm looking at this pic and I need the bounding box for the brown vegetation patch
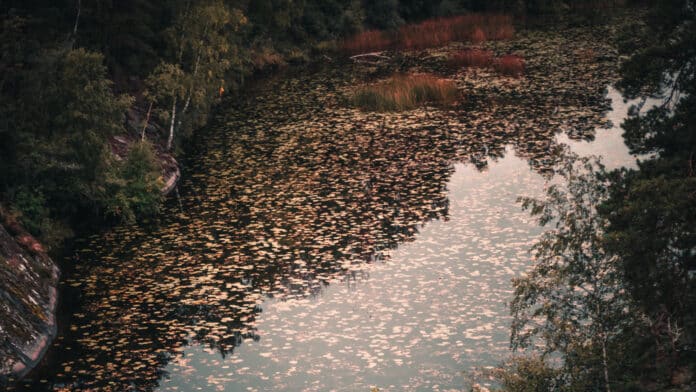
[342,13,514,54]
[352,74,459,111]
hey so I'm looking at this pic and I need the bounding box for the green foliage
[145,62,186,121]
[10,48,133,216]
[104,141,164,223]
[10,187,51,237]
[512,153,650,391]
[364,0,404,29]
[490,356,562,392]
[499,4,696,391]
[145,0,248,150]
[603,0,696,379]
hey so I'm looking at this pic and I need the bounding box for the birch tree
[146,0,247,151]
[510,153,646,392]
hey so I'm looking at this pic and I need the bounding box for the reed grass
[352,74,458,112]
[342,13,514,54]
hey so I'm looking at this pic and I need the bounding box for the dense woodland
[0,0,694,390]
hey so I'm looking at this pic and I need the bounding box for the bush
[8,188,73,249]
[10,187,50,237]
[448,49,493,68]
[494,54,525,77]
[105,141,164,223]
[489,356,562,392]
[352,74,458,111]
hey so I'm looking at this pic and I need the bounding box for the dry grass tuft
[352,74,459,111]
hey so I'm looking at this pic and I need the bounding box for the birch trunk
[167,97,177,151]
[179,52,199,122]
[601,333,611,392]
[597,300,612,392]
[73,0,81,37]
[141,102,153,141]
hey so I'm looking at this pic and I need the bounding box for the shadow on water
[12,21,633,391]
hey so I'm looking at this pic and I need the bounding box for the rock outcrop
[0,214,60,384]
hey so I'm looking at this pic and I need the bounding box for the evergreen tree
[602,0,696,378]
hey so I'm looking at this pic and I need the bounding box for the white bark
[167,97,177,151]
[180,52,200,121]
[601,333,611,392]
[141,102,153,141]
[72,0,81,37]
[597,299,611,392]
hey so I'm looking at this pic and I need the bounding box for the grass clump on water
[352,74,459,112]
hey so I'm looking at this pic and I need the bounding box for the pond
[13,21,641,392]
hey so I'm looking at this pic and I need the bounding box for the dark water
[12,24,639,391]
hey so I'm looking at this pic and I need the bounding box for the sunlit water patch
[155,86,640,391]
[157,149,545,391]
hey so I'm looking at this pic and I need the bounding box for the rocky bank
[0,213,60,384]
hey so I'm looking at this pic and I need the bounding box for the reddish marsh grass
[448,49,493,68]
[470,28,486,44]
[342,13,514,54]
[494,55,525,77]
[352,74,459,111]
[342,30,393,54]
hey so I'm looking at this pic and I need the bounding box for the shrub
[250,47,285,70]
[494,54,525,77]
[448,49,493,68]
[8,188,73,248]
[352,74,458,111]
[105,141,164,223]
[490,356,562,391]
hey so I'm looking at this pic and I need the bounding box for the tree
[145,62,186,151]
[364,0,403,29]
[511,154,646,392]
[603,0,696,376]
[8,48,133,218]
[148,0,247,151]
[104,141,164,223]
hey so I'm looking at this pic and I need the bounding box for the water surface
[14,24,637,391]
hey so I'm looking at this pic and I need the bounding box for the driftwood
[350,52,391,64]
